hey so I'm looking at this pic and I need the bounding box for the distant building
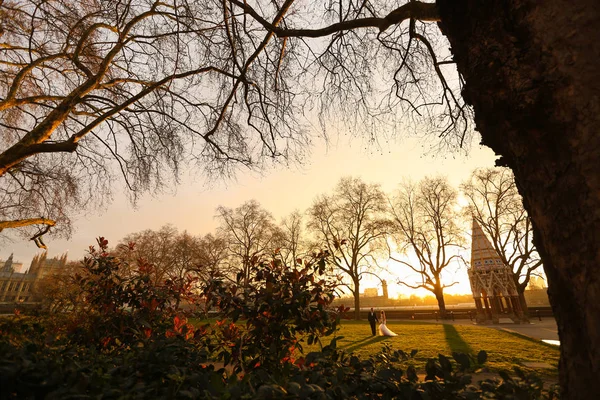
[524,288,550,306]
[527,276,547,290]
[0,252,68,303]
[363,280,389,299]
[382,280,388,299]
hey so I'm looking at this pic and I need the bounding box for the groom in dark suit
[367,307,379,336]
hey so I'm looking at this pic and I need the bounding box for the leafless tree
[389,176,464,316]
[192,233,229,283]
[272,210,310,267]
[0,156,90,247]
[115,225,180,284]
[115,226,228,287]
[215,200,278,286]
[168,230,203,280]
[308,177,389,319]
[461,167,542,316]
[32,260,83,313]
[0,0,309,244]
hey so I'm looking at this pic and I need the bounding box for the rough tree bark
[513,276,530,318]
[353,277,361,320]
[517,289,529,319]
[433,285,448,317]
[438,0,600,397]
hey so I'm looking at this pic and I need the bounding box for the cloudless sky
[1,133,498,297]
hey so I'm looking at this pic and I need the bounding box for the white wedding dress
[379,322,397,337]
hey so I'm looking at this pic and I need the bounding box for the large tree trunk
[433,287,448,318]
[517,290,529,319]
[438,1,600,398]
[514,278,530,319]
[353,278,361,320]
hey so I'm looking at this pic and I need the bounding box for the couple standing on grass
[368,307,397,337]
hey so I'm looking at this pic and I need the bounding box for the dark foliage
[0,238,559,399]
[202,251,342,372]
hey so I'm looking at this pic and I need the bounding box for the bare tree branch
[0,217,56,231]
[229,0,440,37]
[389,176,463,314]
[308,177,390,319]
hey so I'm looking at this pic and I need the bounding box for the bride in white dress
[379,311,397,337]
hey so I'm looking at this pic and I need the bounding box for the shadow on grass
[443,323,475,355]
[341,335,388,353]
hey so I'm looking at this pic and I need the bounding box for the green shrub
[202,251,342,372]
[62,237,202,349]
[0,238,560,399]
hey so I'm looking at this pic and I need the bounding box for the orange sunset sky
[1,133,498,297]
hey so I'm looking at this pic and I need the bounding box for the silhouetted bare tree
[116,225,183,285]
[0,0,308,243]
[308,177,389,319]
[273,210,310,268]
[115,226,228,286]
[216,200,278,286]
[389,176,463,316]
[193,233,229,283]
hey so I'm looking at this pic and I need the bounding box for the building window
[8,282,14,291]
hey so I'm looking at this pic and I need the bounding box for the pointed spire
[29,253,42,275]
[1,253,14,272]
[470,218,505,270]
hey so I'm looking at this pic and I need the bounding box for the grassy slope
[304,320,559,377]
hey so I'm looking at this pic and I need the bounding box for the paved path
[418,318,559,343]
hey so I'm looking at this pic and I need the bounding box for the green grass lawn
[304,320,559,378]
[192,317,559,379]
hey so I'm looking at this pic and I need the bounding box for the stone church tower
[0,252,67,303]
[468,219,526,324]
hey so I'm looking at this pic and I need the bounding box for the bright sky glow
[2,134,497,296]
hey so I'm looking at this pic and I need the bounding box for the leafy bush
[203,252,343,372]
[31,237,202,349]
[0,238,560,399]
